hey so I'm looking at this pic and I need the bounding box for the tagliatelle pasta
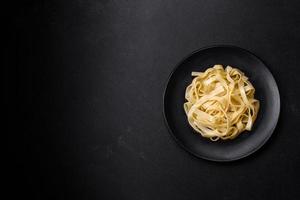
[184,65,259,141]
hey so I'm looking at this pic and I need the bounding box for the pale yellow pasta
[184,65,259,141]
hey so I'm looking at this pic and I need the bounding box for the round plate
[163,45,280,161]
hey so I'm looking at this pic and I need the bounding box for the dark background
[13,0,300,199]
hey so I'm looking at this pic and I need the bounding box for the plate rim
[163,44,281,162]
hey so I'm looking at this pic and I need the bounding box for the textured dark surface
[14,0,300,199]
[164,46,280,161]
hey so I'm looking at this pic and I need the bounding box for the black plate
[163,45,280,161]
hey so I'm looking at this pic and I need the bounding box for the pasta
[184,65,259,141]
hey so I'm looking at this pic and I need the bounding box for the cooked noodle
[184,65,259,141]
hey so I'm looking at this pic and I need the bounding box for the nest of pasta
[184,65,260,141]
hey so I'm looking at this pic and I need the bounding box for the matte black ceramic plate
[163,45,280,161]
